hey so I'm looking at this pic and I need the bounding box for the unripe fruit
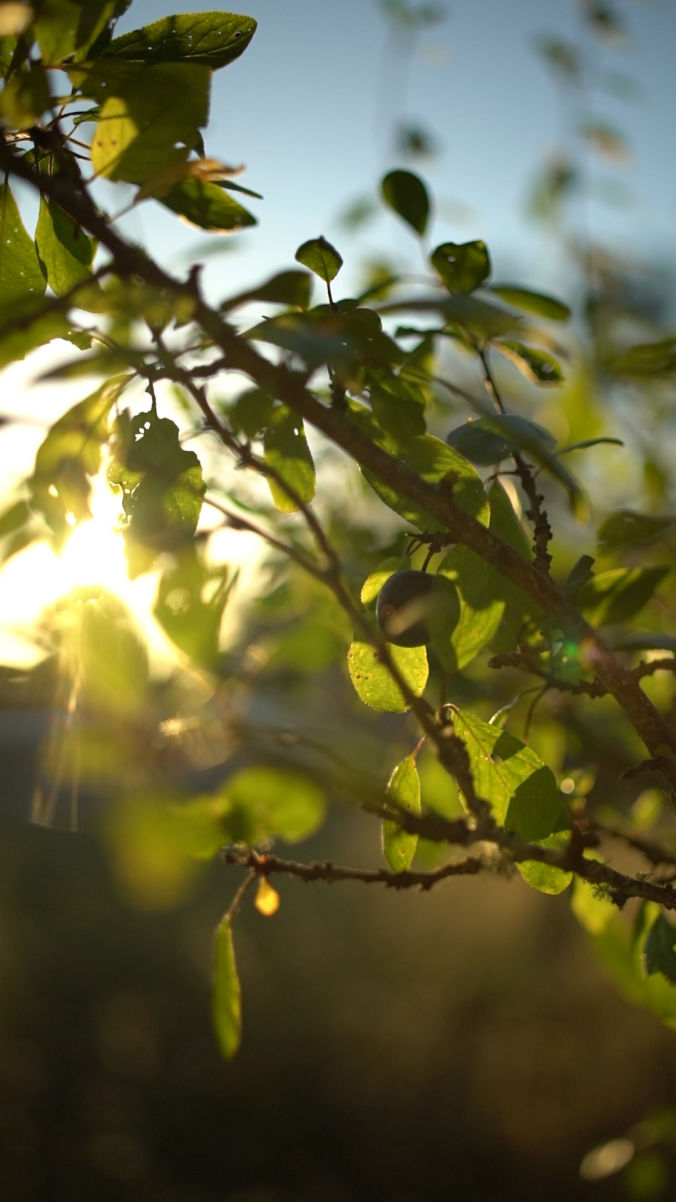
[376,569,457,647]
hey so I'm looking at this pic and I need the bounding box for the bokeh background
[2,1,676,1199]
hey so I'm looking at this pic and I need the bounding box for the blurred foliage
[0,2,676,1197]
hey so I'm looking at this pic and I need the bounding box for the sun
[0,478,173,670]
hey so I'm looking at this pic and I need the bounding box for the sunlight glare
[0,480,174,670]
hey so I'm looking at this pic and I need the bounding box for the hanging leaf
[294,236,343,284]
[212,914,242,1059]
[381,169,430,236]
[517,832,573,895]
[383,755,421,872]
[430,240,490,294]
[161,177,256,231]
[347,640,428,712]
[263,406,316,511]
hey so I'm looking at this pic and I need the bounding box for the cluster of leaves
[1,1,676,1061]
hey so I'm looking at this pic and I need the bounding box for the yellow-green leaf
[212,914,241,1059]
[263,406,316,511]
[383,755,421,871]
[347,640,428,712]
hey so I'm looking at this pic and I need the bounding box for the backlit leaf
[451,709,561,840]
[91,62,210,183]
[347,640,428,712]
[295,236,343,283]
[102,10,257,68]
[381,169,430,236]
[212,914,241,1059]
[161,177,256,231]
[219,766,325,845]
[517,832,573,895]
[430,240,490,293]
[577,566,669,626]
[263,406,316,511]
[362,433,489,532]
[36,198,96,295]
[0,182,45,302]
[493,340,564,385]
[488,285,570,322]
[383,755,421,872]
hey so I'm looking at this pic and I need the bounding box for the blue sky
[115,0,676,301]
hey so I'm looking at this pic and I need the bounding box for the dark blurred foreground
[2,806,676,1202]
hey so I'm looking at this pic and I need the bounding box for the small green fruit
[376,569,458,647]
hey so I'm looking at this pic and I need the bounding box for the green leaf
[430,240,490,293]
[367,372,426,441]
[644,912,676,984]
[90,62,210,183]
[161,177,256,231]
[486,414,585,515]
[294,236,343,284]
[222,269,312,312]
[608,336,676,378]
[102,10,257,68]
[154,543,232,671]
[487,479,531,560]
[347,640,428,712]
[212,914,241,1059]
[71,588,149,719]
[0,182,46,303]
[577,566,669,626]
[597,509,673,550]
[35,198,96,295]
[383,755,421,872]
[30,375,130,541]
[0,297,72,368]
[380,293,521,342]
[219,767,325,845]
[451,709,561,840]
[109,410,206,571]
[263,406,316,511]
[517,832,573,895]
[362,433,489,533]
[446,420,510,465]
[381,169,430,236]
[438,546,505,669]
[33,0,129,65]
[488,285,570,322]
[0,62,51,126]
[493,340,564,385]
[571,871,616,934]
[227,388,275,439]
